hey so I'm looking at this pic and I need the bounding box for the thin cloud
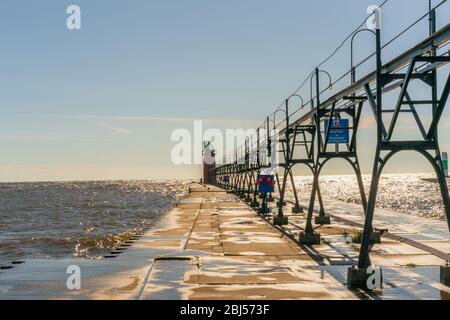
[99,122,130,135]
[0,135,108,142]
[26,114,259,125]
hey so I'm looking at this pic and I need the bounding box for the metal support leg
[349,157,381,243]
[275,172,284,206]
[305,174,318,234]
[252,171,260,208]
[299,172,321,245]
[238,174,244,197]
[347,148,384,289]
[314,170,331,225]
[305,162,330,225]
[352,158,368,212]
[259,192,269,215]
[358,151,384,270]
[289,169,304,213]
[242,174,248,199]
[274,166,289,226]
[245,173,252,202]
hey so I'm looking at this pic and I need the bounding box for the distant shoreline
[0,173,439,184]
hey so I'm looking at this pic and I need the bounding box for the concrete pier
[0,184,450,300]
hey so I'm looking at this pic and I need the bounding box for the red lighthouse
[203,141,216,185]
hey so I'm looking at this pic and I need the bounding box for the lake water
[0,180,189,264]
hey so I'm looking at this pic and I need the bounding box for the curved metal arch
[251,169,262,205]
[314,155,368,212]
[245,171,256,201]
[374,148,449,217]
[373,148,444,184]
[285,162,317,190]
[242,171,250,195]
[276,162,318,213]
[302,154,367,234]
[285,163,315,188]
[248,170,257,195]
[358,147,450,269]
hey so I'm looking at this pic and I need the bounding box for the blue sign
[257,175,274,193]
[324,119,349,144]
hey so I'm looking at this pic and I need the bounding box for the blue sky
[0,0,449,182]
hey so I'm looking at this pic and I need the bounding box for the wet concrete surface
[0,184,449,300]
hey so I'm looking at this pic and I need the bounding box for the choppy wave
[0,180,190,264]
[291,173,448,219]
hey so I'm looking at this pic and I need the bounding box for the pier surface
[1,184,450,300]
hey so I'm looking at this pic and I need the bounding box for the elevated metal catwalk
[214,4,450,289]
